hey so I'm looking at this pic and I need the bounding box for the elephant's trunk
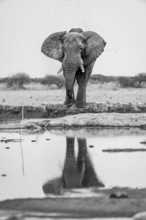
[63,52,84,92]
[63,62,77,95]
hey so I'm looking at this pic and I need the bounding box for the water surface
[0,128,146,200]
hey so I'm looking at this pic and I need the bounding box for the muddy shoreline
[0,102,146,119]
[0,113,145,131]
[23,113,146,130]
[0,188,146,218]
[0,103,146,130]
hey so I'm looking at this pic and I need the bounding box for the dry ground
[0,84,146,106]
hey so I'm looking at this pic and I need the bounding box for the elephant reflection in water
[43,137,104,195]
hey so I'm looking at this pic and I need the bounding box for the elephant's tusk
[80,65,85,73]
[57,66,63,74]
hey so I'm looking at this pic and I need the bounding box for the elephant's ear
[82,31,106,65]
[41,31,67,62]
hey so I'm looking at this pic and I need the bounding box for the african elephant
[41,28,106,107]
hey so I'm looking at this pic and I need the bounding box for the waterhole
[0,128,146,200]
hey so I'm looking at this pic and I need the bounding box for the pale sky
[0,0,146,77]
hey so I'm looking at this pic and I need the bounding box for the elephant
[41,28,106,107]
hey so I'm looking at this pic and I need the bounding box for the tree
[135,73,146,87]
[7,73,30,89]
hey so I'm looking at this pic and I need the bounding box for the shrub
[89,74,106,84]
[0,77,9,84]
[7,73,30,89]
[90,74,118,84]
[118,76,135,88]
[41,75,65,89]
[118,75,146,88]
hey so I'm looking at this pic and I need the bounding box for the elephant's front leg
[76,78,87,108]
[64,88,76,106]
[76,63,95,108]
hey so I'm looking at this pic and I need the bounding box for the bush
[118,76,128,88]
[6,73,30,89]
[0,77,9,84]
[118,76,136,88]
[90,74,118,84]
[41,75,65,89]
[118,75,146,88]
[89,74,106,84]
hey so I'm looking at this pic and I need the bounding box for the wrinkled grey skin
[41,28,106,107]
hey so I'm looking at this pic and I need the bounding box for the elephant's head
[41,28,106,92]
